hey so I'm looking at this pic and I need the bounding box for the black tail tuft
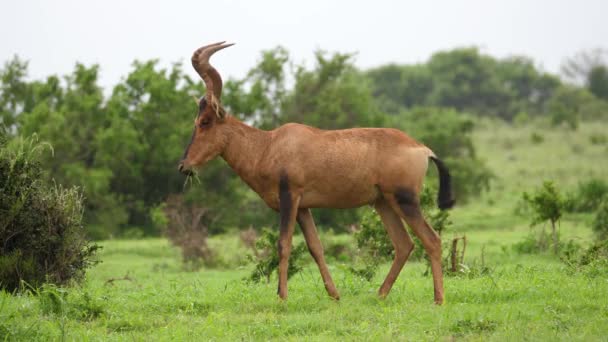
[430,156,455,210]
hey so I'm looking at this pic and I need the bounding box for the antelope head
[178,41,234,175]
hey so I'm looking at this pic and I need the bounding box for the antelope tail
[429,156,455,210]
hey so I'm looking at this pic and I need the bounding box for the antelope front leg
[297,208,340,300]
[277,174,301,300]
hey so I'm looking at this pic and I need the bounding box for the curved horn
[191,41,234,102]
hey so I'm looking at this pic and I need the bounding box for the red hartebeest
[178,42,455,304]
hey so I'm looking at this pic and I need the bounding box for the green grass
[2,119,608,340]
[1,237,607,340]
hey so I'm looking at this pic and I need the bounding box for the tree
[522,181,565,255]
[282,50,383,129]
[366,48,561,121]
[224,46,290,128]
[0,57,31,134]
[427,48,512,119]
[588,65,608,101]
[366,63,432,114]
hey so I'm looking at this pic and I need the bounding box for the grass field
[2,120,608,341]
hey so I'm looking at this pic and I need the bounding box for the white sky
[2,0,607,91]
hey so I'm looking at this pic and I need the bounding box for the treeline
[1,47,607,239]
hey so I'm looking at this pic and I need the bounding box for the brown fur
[179,43,448,304]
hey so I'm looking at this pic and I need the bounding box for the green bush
[512,231,580,256]
[0,134,98,291]
[530,132,544,144]
[522,181,565,255]
[512,231,546,255]
[247,228,307,283]
[590,133,608,145]
[592,201,608,239]
[565,178,608,213]
[562,239,608,277]
[348,208,392,281]
[353,209,393,260]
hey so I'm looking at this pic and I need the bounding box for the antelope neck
[220,116,271,180]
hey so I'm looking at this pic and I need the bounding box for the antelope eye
[200,118,211,127]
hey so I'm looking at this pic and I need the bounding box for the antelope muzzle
[178,161,194,176]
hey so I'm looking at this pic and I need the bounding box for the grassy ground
[2,120,608,341]
[1,237,607,341]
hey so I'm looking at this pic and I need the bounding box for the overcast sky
[2,0,607,91]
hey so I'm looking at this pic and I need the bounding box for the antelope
[178,42,455,305]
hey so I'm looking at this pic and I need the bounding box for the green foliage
[513,111,530,126]
[562,239,608,277]
[368,48,560,120]
[0,57,32,134]
[224,46,289,128]
[592,201,608,239]
[521,181,565,254]
[589,132,607,145]
[367,64,433,114]
[0,134,98,291]
[512,232,544,254]
[587,65,608,100]
[36,284,105,322]
[247,228,307,283]
[511,230,570,255]
[348,209,389,281]
[546,85,608,129]
[565,178,608,212]
[530,132,544,144]
[283,51,383,129]
[522,181,564,227]
[353,209,393,260]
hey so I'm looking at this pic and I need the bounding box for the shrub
[562,239,608,277]
[155,195,214,270]
[522,181,565,254]
[530,132,544,144]
[247,227,307,283]
[353,209,393,260]
[512,231,546,254]
[592,200,608,239]
[565,178,608,213]
[0,135,98,292]
[349,208,392,281]
[322,236,354,262]
[590,133,608,145]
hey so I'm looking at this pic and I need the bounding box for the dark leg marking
[278,171,292,257]
[394,187,421,217]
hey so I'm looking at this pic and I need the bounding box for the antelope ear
[192,95,200,105]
